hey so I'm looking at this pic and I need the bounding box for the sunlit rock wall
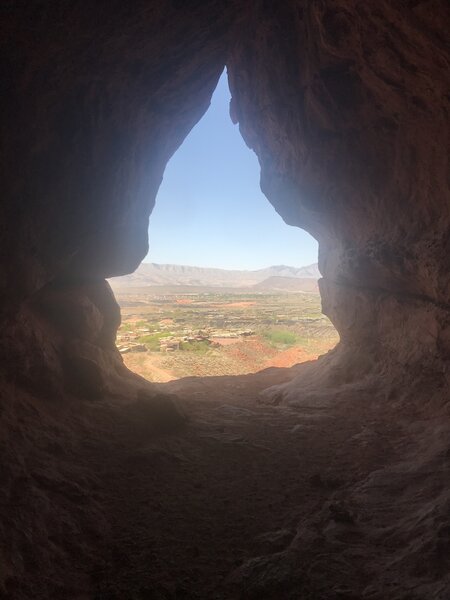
[228,0,450,381]
[1,1,234,397]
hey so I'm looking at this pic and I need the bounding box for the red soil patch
[175,299,194,304]
[223,340,315,372]
[224,338,277,369]
[264,346,314,368]
[212,337,241,346]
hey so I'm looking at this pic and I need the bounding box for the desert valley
[110,262,338,382]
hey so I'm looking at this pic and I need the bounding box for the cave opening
[109,70,338,382]
[3,3,450,598]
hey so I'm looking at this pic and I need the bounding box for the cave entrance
[109,70,338,382]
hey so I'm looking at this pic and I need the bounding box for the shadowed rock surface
[1,1,449,598]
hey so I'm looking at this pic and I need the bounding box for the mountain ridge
[109,262,320,289]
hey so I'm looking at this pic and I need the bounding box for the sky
[145,69,318,271]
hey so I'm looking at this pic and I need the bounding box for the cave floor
[92,364,409,599]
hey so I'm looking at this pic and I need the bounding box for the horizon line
[140,260,318,272]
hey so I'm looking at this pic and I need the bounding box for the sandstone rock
[1,1,449,597]
[35,285,104,343]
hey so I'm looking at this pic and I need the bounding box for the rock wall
[3,0,448,404]
[1,1,236,405]
[1,2,234,596]
[1,1,449,597]
[228,0,450,391]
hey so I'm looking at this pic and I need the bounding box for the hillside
[252,276,319,292]
[109,262,320,289]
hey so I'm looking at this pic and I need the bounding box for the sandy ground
[5,355,448,599]
[93,363,414,599]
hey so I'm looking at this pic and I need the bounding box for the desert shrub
[179,340,210,354]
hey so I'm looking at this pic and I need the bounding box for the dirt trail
[94,365,405,599]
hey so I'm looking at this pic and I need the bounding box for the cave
[111,68,333,381]
[1,2,449,599]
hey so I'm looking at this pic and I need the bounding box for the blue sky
[145,70,318,270]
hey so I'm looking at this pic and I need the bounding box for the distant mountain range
[109,262,320,292]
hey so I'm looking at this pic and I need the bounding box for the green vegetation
[263,329,299,346]
[138,332,171,351]
[115,290,339,369]
[179,340,210,353]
